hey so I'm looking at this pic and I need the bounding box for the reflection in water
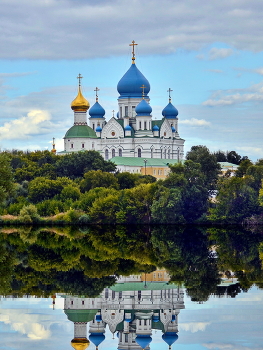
[63,272,184,350]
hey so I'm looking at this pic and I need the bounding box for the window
[82,143,85,149]
[139,121,142,129]
[132,106,136,117]
[119,148,122,157]
[164,149,166,159]
[92,142,94,149]
[92,124,95,130]
[112,149,115,158]
[71,143,74,149]
[82,300,84,305]
[120,107,122,118]
[125,106,128,116]
[138,148,141,157]
[168,149,170,159]
[111,131,115,136]
[153,169,156,175]
[151,148,153,158]
[105,149,109,160]
[144,121,147,130]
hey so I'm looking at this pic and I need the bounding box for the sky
[0,287,262,350]
[1,0,263,160]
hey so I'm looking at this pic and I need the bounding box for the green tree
[209,176,259,223]
[227,150,242,165]
[162,160,209,222]
[235,159,253,178]
[0,153,14,204]
[186,145,221,190]
[80,170,119,192]
[55,151,116,178]
[28,177,74,203]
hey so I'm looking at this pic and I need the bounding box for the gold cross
[167,88,173,102]
[77,73,83,87]
[140,84,146,98]
[129,40,138,63]
[94,87,100,102]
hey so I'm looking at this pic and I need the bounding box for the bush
[19,204,40,223]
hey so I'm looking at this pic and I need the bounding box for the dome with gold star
[71,86,90,111]
[71,338,90,350]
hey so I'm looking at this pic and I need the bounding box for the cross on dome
[94,87,100,102]
[129,40,138,64]
[141,84,146,99]
[77,73,83,87]
[167,88,173,102]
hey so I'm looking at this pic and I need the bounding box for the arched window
[112,149,115,158]
[164,149,167,159]
[160,149,163,159]
[119,148,122,157]
[144,121,147,130]
[151,148,153,158]
[138,148,141,157]
[105,149,109,160]
[168,149,170,159]
[139,121,142,129]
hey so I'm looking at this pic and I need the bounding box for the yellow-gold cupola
[71,74,90,112]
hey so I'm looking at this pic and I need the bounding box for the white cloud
[0,110,52,140]
[202,82,263,106]
[180,322,210,333]
[180,118,211,126]
[0,310,51,340]
[1,0,263,59]
[208,48,234,60]
[236,146,263,155]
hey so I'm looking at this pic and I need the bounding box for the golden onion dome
[71,338,90,350]
[71,87,90,111]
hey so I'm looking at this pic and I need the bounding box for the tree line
[1,146,263,224]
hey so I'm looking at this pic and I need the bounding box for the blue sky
[0,287,262,350]
[1,0,263,160]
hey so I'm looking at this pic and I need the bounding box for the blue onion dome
[89,101,105,118]
[135,335,152,349]
[153,124,159,131]
[125,125,132,131]
[96,314,102,321]
[116,111,119,118]
[89,333,105,347]
[135,99,152,116]
[162,102,178,119]
[117,64,150,98]
[96,126,102,132]
[171,126,176,132]
[162,332,178,346]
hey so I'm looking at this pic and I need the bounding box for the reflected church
[63,272,185,350]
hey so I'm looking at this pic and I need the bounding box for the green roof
[64,309,98,322]
[218,162,239,168]
[152,119,164,129]
[111,156,180,167]
[110,282,179,292]
[64,125,97,138]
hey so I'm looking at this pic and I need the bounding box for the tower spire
[129,40,138,64]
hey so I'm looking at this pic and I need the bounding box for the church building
[62,41,185,161]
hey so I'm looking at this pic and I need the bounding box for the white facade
[61,51,185,161]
